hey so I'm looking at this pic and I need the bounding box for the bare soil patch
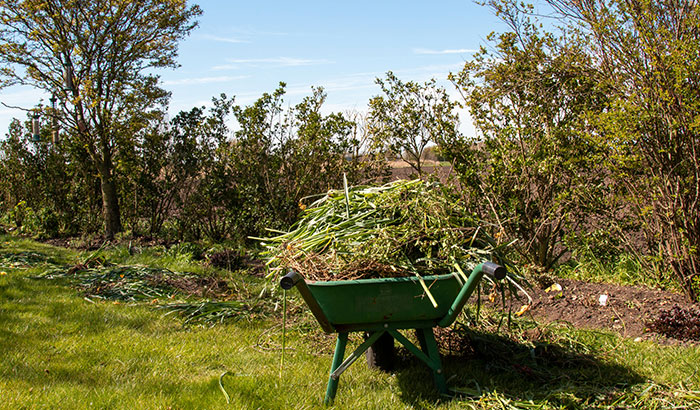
[492,278,699,344]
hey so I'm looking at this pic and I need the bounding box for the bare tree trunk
[99,158,122,239]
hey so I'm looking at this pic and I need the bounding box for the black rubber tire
[415,328,429,353]
[365,332,395,372]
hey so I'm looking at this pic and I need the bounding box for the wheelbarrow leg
[416,328,448,395]
[416,328,428,353]
[388,328,448,395]
[325,332,348,405]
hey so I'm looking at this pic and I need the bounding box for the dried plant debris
[648,305,700,341]
[37,265,229,301]
[257,179,507,281]
[0,251,52,268]
[35,264,269,325]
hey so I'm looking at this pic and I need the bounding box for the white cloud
[285,75,378,96]
[390,63,466,83]
[200,34,250,44]
[210,64,240,71]
[162,75,249,86]
[215,57,333,69]
[413,48,477,55]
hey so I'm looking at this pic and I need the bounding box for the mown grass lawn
[1,235,699,409]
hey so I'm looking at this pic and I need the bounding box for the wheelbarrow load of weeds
[258,179,510,404]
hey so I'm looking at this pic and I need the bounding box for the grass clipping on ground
[258,179,505,281]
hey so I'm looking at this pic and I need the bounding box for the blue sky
[0,0,507,137]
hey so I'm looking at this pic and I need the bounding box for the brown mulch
[487,278,699,344]
[276,249,412,282]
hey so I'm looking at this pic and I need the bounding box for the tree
[174,95,237,242]
[445,2,609,270]
[0,0,201,238]
[541,0,700,300]
[130,104,220,237]
[368,72,460,175]
[231,84,389,236]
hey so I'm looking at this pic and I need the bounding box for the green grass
[556,248,682,293]
[1,234,699,409]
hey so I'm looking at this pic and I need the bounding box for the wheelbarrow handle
[438,261,506,328]
[279,269,336,333]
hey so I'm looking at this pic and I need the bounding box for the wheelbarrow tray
[306,274,461,330]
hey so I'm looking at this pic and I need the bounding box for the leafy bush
[444,16,609,271]
[368,72,459,175]
[648,306,700,341]
[0,117,102,237]
[228,84,389,238]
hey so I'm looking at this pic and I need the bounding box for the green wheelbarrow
[280,261,506,405]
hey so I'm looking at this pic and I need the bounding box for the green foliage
[0,117,101,236]
[152,95,238,242]
[122,85,389,243]
[444,6,609,270]
[0,202,63,239]
[0,0,202,238]
[532,0,700,301]
[2,201,39,234]
[369,72,460,175]
[0,84,389,243]
[154,85,390,242]
[229,83,389,237]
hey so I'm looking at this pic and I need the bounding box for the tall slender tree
[368,72,460,175]
[0,0,201,238]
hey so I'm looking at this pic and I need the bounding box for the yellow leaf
[515,304,530,317]
[544,283,562,293]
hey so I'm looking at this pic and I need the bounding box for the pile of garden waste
[258,179,506,281]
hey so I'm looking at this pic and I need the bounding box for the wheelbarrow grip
[482,261,507,281]
[280,270,302,290]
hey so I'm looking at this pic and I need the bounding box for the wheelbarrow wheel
[365,332,395,372]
